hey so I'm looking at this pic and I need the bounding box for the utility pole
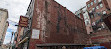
[9,32,14,49]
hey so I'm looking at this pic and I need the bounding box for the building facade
[0,8,9,45]
[15,0,89,49]
[14,0,35,49]
[75,6,93,35]
[86,0,111,44]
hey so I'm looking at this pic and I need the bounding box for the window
[103,11,106,14]
[86,21,89,25]
[91,15,94,18]
[88,4,90,7]
[32,29,40,39]
[78,14,80,18]
[92,22,96,26]
[91,2,93,6]
[96,6,99,9]
[100,4,103,8]
[94,0,96,3]
[94,14,97,17]
[82,7,86,12]
[101,24,105,28]
[83,12,89,19]
[92,8,95,11]
[98,0,102,2]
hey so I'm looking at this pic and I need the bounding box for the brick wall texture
[29,0,89,49]
[86,0,111,44]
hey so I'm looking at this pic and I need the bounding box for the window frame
[91,2,93,6]
[94,0,96,3]
[86,21,90,25]
[100,3,103,8]
[88,4,90,7]
[91,15,94,18]
[96,6,99,9]
[98,0,102,2]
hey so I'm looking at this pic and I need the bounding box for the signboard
[19,16,28,27]
[103,15,111,31]
[32,29,40,39]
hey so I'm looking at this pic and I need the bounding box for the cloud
[0,0,31,44]
[3,20,18,44]
[3,38,11,44]
[3,32,11,44]
[1,0,89,44]
[3,31,15,44]
[55,0,89,12]
[0,0,31,22]
[3,28,16,44]
[8,21,17,32]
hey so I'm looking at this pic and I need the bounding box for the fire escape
[88,0,111,32]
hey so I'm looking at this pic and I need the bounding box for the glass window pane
[88,4,90,7]
[98,0,102,2]
[100,4,103,8]
[94,0,96,3]
[103,11,106,14]
[91,15,94,18]
[91,2,93,6]
[92,8,95,11]
[96,6,99,9]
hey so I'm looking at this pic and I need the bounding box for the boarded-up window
[32,29,40,39]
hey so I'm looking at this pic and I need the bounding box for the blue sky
[0,0,88,44]
[3,20,18,44]
[0,0,31,44]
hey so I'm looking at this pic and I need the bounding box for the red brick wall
[86,0,111,44]
[16,26,22,48]
[29,0,88,49]
[100,42,111,49]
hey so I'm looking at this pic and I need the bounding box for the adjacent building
[2,44,9,49]
[75,6,93,35]
[0,8,9,45]
[86,0,111,44]
[15,0,89,49]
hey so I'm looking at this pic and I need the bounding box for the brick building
[75,6,93,35]
[86,0,111,44]
[16,0,89,49]
[0,8,9,45]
